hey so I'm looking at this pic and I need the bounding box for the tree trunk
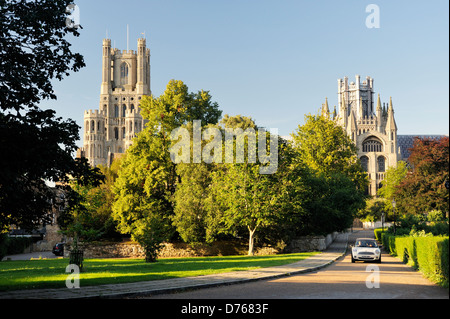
[248,228,256,256]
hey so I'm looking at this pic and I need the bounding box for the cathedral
[79,38,151,167]
[79,39,443,198]
[322,75,400,196]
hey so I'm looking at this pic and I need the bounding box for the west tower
[82,38,151,167]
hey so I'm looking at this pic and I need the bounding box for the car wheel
[351,255,355,263]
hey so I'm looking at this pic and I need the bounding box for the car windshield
[355,240,378,248]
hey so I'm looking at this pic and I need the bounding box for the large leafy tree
[290,113,367,232]
[112,80,222,262]
[291,113,368,190]
[0,0,100,232]
[203,116,288,255]
[396,137,449,217]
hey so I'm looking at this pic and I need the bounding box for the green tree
[290,113,367,233]
[357,198,388,223]
[209,157,283,255]
[112,132,175,262]
[0,0,97,232]
[378,160,408,214]
[173,161,213,244]
[291,113,368,190]
[205,115,284,255]
[112,80,221,262]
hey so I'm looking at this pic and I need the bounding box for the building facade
[81,38,151,166]
[325,75,400,196]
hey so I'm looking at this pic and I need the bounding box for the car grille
[358,251,374,255]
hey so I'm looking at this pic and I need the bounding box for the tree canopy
[0,0,101,232]
[112,80,222,261]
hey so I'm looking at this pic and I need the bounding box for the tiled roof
[397,135,447,161]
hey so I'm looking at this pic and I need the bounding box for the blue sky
[39,0,449,146]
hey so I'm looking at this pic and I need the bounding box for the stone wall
[64,240,279,259]
[286,232,338,253]
[62,232,341,259]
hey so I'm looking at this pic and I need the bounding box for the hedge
[381,233,449,287]
[0,234,34,261]
[374,228,388,242]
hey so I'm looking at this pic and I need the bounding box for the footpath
[0,232,349,299]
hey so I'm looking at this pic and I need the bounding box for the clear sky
[39,0,449,147]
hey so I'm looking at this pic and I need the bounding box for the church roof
[397,135,448,161]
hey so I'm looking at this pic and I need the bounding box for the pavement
[0,232,349,299]
[1,251,58,261]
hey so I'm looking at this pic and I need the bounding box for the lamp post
[392,199,396,235]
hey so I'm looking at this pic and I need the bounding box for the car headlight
[375,249,380,255]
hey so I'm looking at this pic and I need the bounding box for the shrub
[374,228,388,241]
[0,235,34,261]
[381,233,397,256]
[382,233,449,287]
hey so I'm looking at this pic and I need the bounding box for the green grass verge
[0,252,318,291]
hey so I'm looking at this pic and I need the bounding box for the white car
[351,238,381,263]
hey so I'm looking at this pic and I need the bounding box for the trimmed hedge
[381,233,449,287]
[374,228,388,242]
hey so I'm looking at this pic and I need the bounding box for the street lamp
[392,199,396,235]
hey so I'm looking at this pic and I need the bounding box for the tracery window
[377,156,386,172]
[360,156,369,172]
[362,138,383,152]
[120,62,129,85]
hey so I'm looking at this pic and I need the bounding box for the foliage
[57,163,121,245]
[0,0,100,232]
[395,137,449,216]
[0,0,85,112]
[291,113,368,191]
[57,168,105,250]
[205,117,285,255]
[0,234,34,261]
[357,198,388,222]
[301,172,366,235]
[290,113,367,235]
[112,80,222,262]
[173,161,214,244]
[112,131,175,262]
[377,161,408,213]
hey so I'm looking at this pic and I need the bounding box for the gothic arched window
[114,105,119,118]
[120,62,128,85]
[122,104,127,117]
[377,156,386,172]
[363,138,383,152]
[360,156,369,172]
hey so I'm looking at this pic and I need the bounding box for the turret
[376,94,382,132]
[101,39,112,95]
[83,110,106,166]
[136,38,150,95]
[386,97,397,137]
[385,97,398,158]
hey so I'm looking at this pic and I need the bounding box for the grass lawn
[0,252,318,291]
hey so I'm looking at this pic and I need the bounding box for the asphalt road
[145,231,449,299]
